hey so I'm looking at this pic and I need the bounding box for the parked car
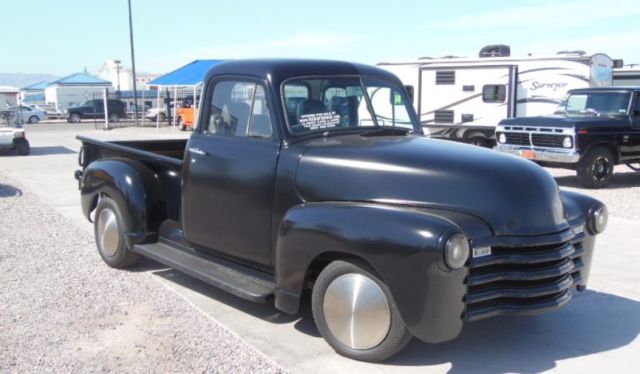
[66,99,126,123]
[5,105,45,124]
[495,87,640,188]
[30,103,64,119]
[75,59,607,362]
[0,121,29,155]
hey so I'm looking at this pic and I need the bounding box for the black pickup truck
[75,59,607,362]
[495,87,640,188]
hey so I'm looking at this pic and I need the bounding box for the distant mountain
[0,73,60,88]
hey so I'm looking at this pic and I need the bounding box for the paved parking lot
[1,122,639,373]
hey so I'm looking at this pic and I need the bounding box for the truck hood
[295,135,568,236]
[499,115,628,129]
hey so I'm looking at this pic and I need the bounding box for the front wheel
[94,196,142,268]
[577,146,615,189]
[68,113,81,123]
[28,115,39,124]
[312,260,412,362]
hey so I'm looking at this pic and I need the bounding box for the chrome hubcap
[97,208,119,257]
[323,273,391,350]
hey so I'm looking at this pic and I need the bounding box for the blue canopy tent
[148,59,225,127]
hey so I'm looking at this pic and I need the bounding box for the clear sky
[1,0,638,76]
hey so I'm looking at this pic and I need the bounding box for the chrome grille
[464,235,584,322]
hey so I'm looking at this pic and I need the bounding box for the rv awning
[148,60,226,87]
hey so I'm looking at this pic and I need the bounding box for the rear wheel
[28,115,39,124]
[577,146,615,189]
[108,113,120,123]
[15,139,30,155]
[178,117,186,131]
[94,196,142,268]
[469,136,489,148]
[312,260,412,362]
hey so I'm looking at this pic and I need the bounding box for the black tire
[69,113,81,123]
[178,117,186,131]
[28,115,39,124]
[158,113,166,122]
[94,196,142,269]
[469,136,489,148]
[577,146,615,189]
[108,113,120,123]
[312,260,412,362]
[15,139,30,156]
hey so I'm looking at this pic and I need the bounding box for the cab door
[182,78,279,267]
[629,92,640,160]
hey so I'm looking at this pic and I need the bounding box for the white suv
[0,123,30,155]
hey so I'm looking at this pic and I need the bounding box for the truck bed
[78,136,186,222]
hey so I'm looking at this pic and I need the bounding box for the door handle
[189,147,207,156]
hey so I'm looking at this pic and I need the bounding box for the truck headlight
[588,205,608,235]
[443,232,470,270]
[498,133,507,144]
[562,136,573,148]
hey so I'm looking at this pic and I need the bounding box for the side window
[206,81,272,139]
[483,84,506,103]
[247,85,273,139]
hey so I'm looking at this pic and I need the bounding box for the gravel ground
[546,166,640,221]
[0,173,285,373]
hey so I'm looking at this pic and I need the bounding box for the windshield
[556,92,630,116]
[282,77,420,135]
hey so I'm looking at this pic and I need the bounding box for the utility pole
[127,0,139,126]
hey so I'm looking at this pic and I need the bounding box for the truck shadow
[152,269,639,372]
[387,290,640,373]
[554,172,640,190]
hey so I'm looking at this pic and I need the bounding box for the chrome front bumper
[495,144,580,163]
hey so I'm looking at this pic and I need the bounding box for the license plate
[520,150,536,160]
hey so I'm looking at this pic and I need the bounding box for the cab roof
[203,59,402,87]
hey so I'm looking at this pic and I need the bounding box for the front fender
[81,158,163,246]
[275,202,469,343]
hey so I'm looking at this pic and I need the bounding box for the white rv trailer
[613,65,640,86]
[378,46,616,146]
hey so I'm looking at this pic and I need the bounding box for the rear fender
[274,202,469,343]
[81,159,163,246]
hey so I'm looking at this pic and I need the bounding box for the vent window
[434,110,454,123]
[436,71,455,85]
[483,85,506,102]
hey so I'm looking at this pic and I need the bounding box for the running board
[133,240,275,303]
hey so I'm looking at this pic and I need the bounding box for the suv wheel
[312,260,412,362]
[69,113,81,123]
[577,146,615,189]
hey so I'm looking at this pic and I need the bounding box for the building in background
[44,73,112,112]
[20,81,48,105]
[613,65,640,86]
[97,59,159,92]
[0,86,19,110]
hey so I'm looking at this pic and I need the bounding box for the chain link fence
[101,87,201,131]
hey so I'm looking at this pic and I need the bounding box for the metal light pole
[127,0,139,126]
[114,59,122,96]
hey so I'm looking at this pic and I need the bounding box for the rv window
[482,85,506,103]
[436,71,455,85]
